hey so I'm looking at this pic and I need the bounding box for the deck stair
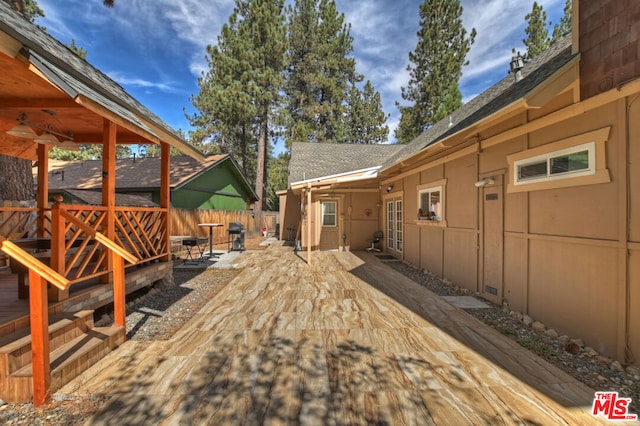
[0,310,124,403]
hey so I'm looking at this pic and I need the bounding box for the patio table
[198,223,223,259]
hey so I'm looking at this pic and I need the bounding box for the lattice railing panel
[115,208,168,263]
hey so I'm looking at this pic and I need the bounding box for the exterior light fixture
[34,132,59,145]
[5,113,75,145]
[7,123,38,138]
[474,178,495,188]
[386,184,394,193]
[58,140,80,151]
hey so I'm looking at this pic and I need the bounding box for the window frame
[514,142,595,185]
[507,127,611,193]
[321,201,337,227]
[415,178,447,226]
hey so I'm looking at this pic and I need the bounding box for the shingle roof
[288,142,404,185]
[63,189,159,207]
[45,155,228,191]
[381,36,575,170]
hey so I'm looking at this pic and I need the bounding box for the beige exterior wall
[278,190,301,243]
[367,90,639,364]
[299,189,379,251]
[341,191,380,250]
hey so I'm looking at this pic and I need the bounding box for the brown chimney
[578,0,640,100]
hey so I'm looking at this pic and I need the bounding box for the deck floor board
[58,244,606,424]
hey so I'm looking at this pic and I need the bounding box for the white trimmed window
[418,187,442,220]
[514,142,594,185]
[416,178,446,222]
[507,127,611,193]
[321,201,337,226]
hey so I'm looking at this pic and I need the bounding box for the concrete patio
[58,242,607,424]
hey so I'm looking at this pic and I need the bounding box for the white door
[386,199,403,256]
[319,200,340,250]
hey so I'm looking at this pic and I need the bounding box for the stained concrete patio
[58,242,609,424]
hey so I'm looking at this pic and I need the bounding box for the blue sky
[36,0,565,152]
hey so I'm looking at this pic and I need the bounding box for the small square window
[322,201,337,226]
[418,187,442,221]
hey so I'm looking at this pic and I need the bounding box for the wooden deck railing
[0,206,43,239]
[115,207,168,263]
[0,212,136,406]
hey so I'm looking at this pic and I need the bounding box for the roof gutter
[290,166,380,189]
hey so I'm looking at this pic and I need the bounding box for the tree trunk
[254,113,268,212]
[0,155,34,201]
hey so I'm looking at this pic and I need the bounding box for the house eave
[290,166,380,191]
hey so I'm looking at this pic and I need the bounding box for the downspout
[307,183,312,264]
[624,95,638,365]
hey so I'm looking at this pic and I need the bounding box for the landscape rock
[544,329,558,339]
[532,321,546,332]
[557,335,571,347]
[522,315,533,326]
[611,361,625,372]
[565,341,582,355]
[584,347,598,357]
[570,338,584,349]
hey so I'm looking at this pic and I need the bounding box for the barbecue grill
[227,222,245,252]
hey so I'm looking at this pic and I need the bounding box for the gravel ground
[1,248,638,424]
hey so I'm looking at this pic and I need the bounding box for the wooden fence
[170,209,279,245]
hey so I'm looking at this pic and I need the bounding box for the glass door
[386,198,403,256]
[395,200,403,253]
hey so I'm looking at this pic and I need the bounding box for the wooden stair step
[12,326,125,392]
[0,310,94,375]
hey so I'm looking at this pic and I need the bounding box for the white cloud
[107,72,179,93]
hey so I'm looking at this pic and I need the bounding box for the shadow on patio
[57,243,604,424]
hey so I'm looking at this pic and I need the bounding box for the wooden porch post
[112,252,125,328]
[36,144,49,238]
[101,119,126,332]
[160,142,171,262]
[49,204,68,301]
[101,119,116,282]
[29,270,50,406]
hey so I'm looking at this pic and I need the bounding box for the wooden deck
[58,243,605,424]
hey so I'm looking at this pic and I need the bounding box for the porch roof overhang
[290,166,381,193]
[0,4,205,162]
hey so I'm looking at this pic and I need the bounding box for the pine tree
[551,0,572,44]
[523,1,551,59]
[345,80,389,144]
[189,0,286,211]
[284,0,360,145]
[265,151,290,211]
[2,0,44,21]
[395,0,476,144]
[67,39,87,59]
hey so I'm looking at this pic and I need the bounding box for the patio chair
[366,231,383,252]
